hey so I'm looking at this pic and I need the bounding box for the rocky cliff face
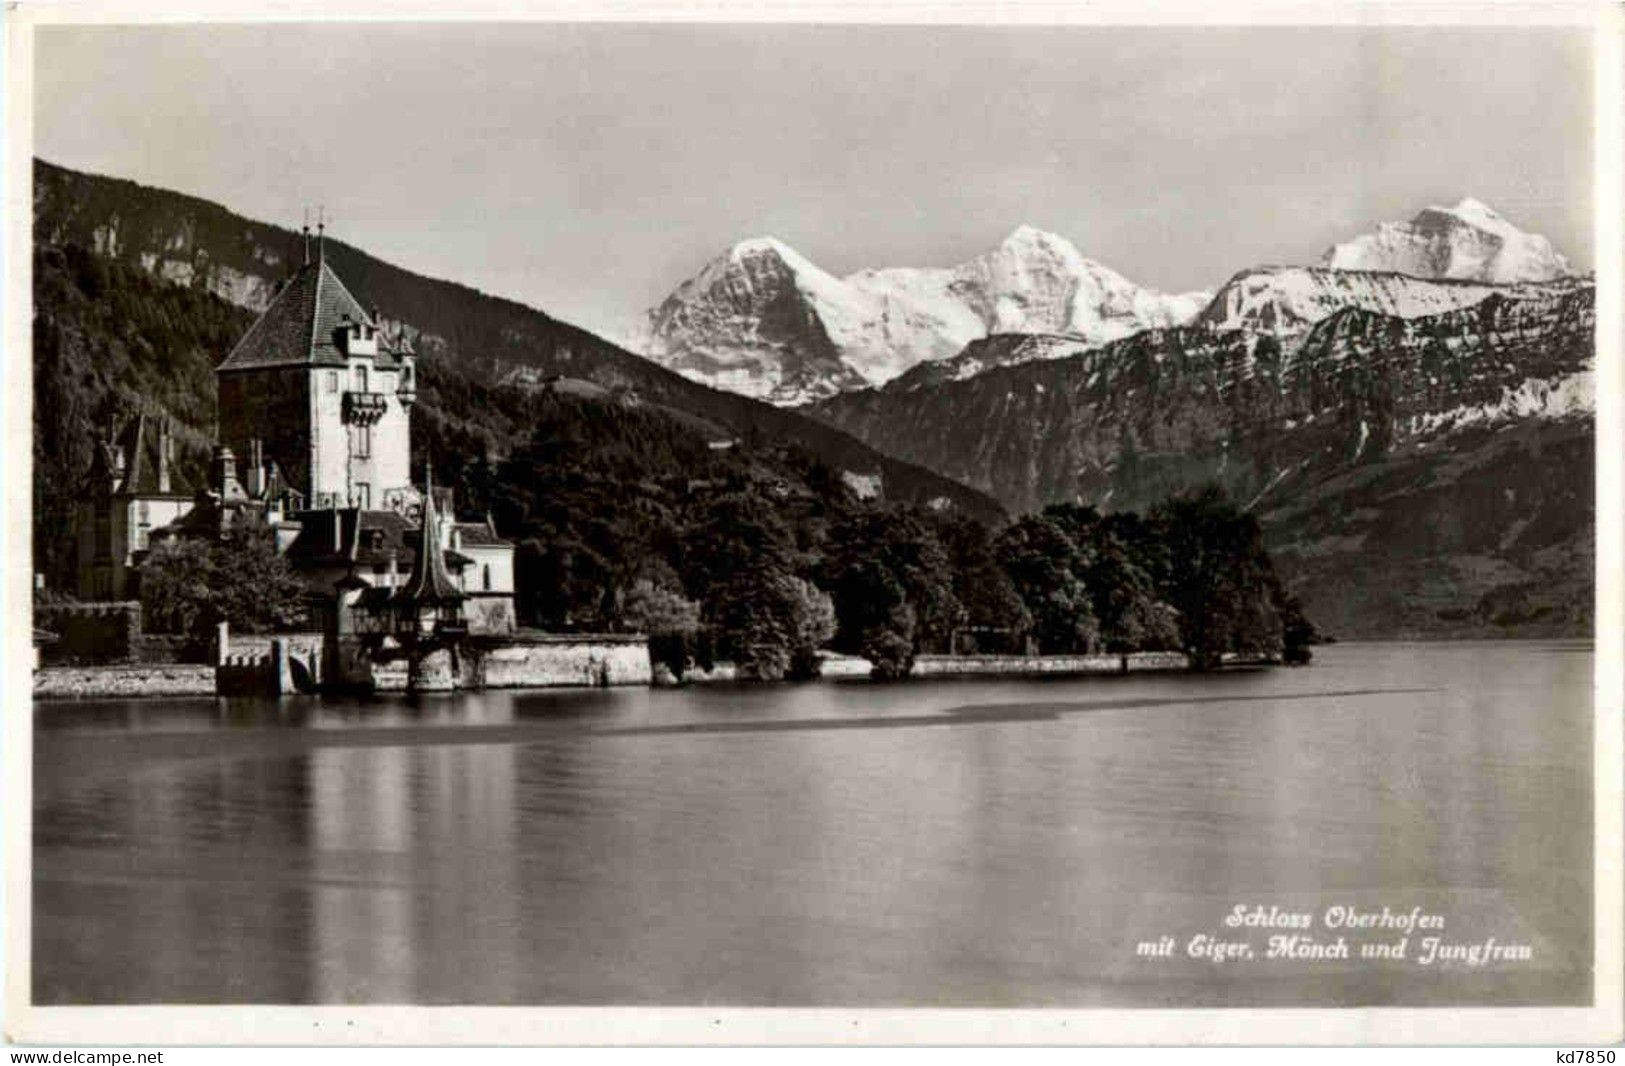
[809,285,1595,636]
[641,226,1207,404]
[36,162,297,314]
[813,285,1592,511]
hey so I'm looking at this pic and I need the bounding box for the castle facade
[75,242,516,634]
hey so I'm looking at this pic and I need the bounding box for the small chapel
[75,233,516,636]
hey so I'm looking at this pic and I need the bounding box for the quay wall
[687,650,1191,683]
[34,664,216,699]
[33,644,1189,699]
[372,634,654,692]
[912,651,1190,677]
[480,635,651,689]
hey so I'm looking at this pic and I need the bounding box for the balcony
[342,391,388,426]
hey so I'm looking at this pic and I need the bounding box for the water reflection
[307,741,521,1001]
[33,641,1592,1006]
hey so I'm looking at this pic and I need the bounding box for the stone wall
[35,601,142,665]
[35,664,215,699]
[478,635,651,690]
[687,650,1192,683]
[366,635,652,692]
[911,651,1190,677]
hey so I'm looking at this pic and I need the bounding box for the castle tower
[74,412,196,599]
[214,240,417,512]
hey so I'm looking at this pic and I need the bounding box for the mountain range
[639,197,1577,405]
[640,226,1207,404]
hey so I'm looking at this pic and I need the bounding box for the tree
[138,515,307,639]
[210,517,310,633]
[1150,486,1283,670]
[709,568,836,682]
[621,578,705,680]
[1270,575,1318,664]
[928,511,1031,651]
[784,577,838,681]
[863,629,915,682]
[994,515,1099,654]
[519,535,615,630]
[822,508,962,671]
[137,538,216,638]
[681,491,798,604]
[1083,528,1179,656]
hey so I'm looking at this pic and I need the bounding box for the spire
[393,464,462,607]
[302,207,311,266]
[316,206,326,265]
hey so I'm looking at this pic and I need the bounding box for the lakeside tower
[214,236,417,512]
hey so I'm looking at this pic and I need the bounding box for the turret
[156,419,173,494]
[392,466,464,635]
[244,439,265,498]
[392,316,417,410]
[212,445,245,502]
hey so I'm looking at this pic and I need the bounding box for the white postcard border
[3,0,1619,1047]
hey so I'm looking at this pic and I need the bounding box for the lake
[32,640,1593,1007]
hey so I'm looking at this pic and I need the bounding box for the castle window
[355,483,370,509]
[483,564,491,591]
[325,371,339,393]
[353,365,369,393]
[353,425,371,458]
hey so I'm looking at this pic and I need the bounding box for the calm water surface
[33,641,1592,1006]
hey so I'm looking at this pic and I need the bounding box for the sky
[35,22,1594,343]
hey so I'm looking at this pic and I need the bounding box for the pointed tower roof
[393,470,463,607]
[217,255,394,371]
[103,412,193,496]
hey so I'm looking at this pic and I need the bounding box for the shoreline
[32,635,1591,702]
[34,650,1195,701]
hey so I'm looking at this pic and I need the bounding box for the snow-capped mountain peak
[727,235,808,268]
[1322,197,1571,283]
[997,223,1080,255]
[641,228,1210,404]
[1442,196,1501,223]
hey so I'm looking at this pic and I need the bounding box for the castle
[75,237,516,634]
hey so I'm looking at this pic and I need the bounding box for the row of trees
[442,394,1314,679]
[605,485,1313,681]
